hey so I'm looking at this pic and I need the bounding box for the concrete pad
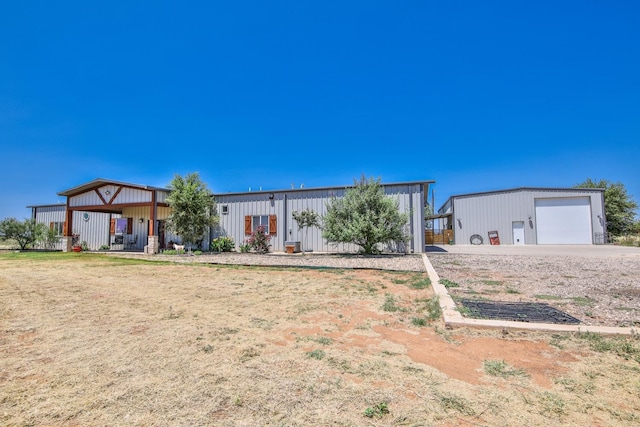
[421,254,638,336]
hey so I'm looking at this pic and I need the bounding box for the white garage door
[535,198,592,244]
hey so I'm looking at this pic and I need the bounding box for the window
[244,215,277,235]
[50,222,64,236]
[221,205,229,215]
[110,218,133,235]
[252,215,269,233]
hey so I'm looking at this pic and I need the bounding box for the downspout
[409,185,414,253]
[600,190,607,244]
[283,193,287,251]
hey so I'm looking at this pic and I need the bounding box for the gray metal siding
[33,205,119,250]
[32,206,66,250]
[214,183,425,253]
[452,189,605,245]
[72,211,114,250]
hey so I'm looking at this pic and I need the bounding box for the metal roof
[213,179,435,197]
[439,186,605,212]
[26,203,66,209]
[57,178,170,196]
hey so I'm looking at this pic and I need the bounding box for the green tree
[323,176,409,254]
[166,172,217,249]
[0,218,46,250]
[292,208,321,253]
[575,178,638,236]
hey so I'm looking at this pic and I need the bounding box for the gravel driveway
[427,246,640,328]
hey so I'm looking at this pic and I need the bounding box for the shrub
[247,226,271,253]
[211,236,235,252]
[239,241,251,253]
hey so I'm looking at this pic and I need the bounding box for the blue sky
[1,1,638,219]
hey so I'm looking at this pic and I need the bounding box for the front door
[157,220,166,249]
[512,221,525,245]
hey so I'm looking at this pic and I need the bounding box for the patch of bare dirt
[1,253,639,426]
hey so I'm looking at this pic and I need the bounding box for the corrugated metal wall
[33,206,115,250]
[32,206,66,250]
[72,211,114,250]
[214,183,426,253]
[451,189,605,245]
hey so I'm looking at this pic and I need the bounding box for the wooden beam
[149,190,157,236]
[107,186,123,205]
[94,189,108,205]
[70,202,169,212]
[64,199,73,237]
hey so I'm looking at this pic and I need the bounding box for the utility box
[285,241,301,254]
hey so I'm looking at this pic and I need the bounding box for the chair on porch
[126,234,138,250]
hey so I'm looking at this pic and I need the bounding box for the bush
[247,226,271,253]
[211,236,235,252]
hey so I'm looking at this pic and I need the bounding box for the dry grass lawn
[1,252,639,426]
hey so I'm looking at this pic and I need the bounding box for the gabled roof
[439,187,605,212]
[57,178,170,197]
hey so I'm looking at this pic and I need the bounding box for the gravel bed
[106,250,639,327]
[428,253,640,328]
[109,252,426,272]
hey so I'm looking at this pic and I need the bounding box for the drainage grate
[460,300,581,324]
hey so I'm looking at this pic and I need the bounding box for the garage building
[437,188,606,245]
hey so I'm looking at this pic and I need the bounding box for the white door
[512,221,525,245]
[535,197,592,244]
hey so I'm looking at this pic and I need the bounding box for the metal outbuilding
[437,187,607,245]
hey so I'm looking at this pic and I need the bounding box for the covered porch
[57,179,172,254]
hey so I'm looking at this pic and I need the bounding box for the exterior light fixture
[139,218,144,223]
[269,193,275,200]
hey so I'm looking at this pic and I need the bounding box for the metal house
[30,178,435,253]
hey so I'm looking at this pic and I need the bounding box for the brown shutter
[127,218,133,234]
[50,222,54,230]
[63,221,67,236]
[269,215,277,235]
[244,216,252,235]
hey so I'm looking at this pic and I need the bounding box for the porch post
[62,200,74,252]
[146,190,159,254]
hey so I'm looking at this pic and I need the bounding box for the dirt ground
[1,252,639,426]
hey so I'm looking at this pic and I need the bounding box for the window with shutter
[269,215,277,235]
[126,218,133,234]
[244,216,252,235]
[49,222,64,236]
[246,215,276,235]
